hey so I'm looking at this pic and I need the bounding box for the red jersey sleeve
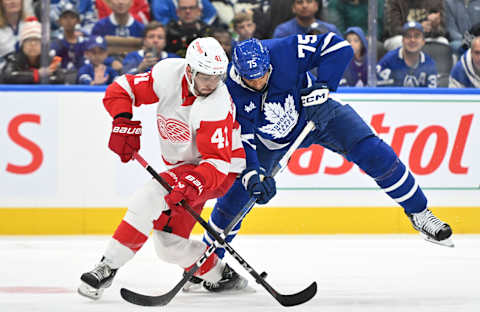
[103,72,159,118]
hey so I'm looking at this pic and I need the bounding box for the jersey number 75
[297,35,317,58]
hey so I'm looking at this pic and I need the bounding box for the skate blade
[182,281,204,293]
[77,282,103,300]
[423,235,455,248]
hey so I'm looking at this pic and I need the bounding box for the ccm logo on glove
[301,88,329,107]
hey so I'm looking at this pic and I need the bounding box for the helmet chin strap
[186,67,199,97]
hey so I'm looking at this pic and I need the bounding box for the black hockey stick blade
[120,287,173,307]
[119,279,317,308]
[266,280,317,307]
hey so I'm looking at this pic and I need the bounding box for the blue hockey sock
[348,136,427,214]
[202,202,242,259]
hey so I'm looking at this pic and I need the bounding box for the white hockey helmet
[186,37,228,76]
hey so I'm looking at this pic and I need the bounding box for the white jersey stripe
[320,40,351,57]
[320,32,335,53]
[115,75,135,103]
[200,158,230,176]
[382,167,409,193]
[394,181,419,203]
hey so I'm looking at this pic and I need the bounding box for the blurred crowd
[0,0,479,88]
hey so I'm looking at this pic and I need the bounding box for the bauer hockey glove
[241,167,276,204]
[300,82,331,131]
[164,172,205,216]
[108,117,142,163]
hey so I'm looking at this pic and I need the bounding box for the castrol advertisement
[0,89,479,208]
[272,92,480,207]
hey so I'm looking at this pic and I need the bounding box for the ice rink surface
[0,234,479,312]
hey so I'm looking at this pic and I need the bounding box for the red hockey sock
[112,220,148,252]
[184,252,219,277]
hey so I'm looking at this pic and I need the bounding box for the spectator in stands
[340,26,368,87]
[212,26,232,60]
[272,0,341,38]
[96,0,150,24]
[49,0,98,36]
[91,0,144,37]
[327,0,384,40]
[50,4,88,70]
[444,0,480,55]
[122,21,178,74]
[0,0,28,58]
[232,9,256,43]
[214,0,295,40]
[460,23,480,55]
[1,17,66,84]
[165,0,212,57]
[77,35,118,84]
[151,0,217,26]
[449,36,480,88]
[383,0,448,51]
[377,22,437,87]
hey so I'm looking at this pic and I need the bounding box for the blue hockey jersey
[77,60,118,85]
[225,33,353,169]
[91,15,144,38]
[122,50,179,74]
[51,35,88,70]
[376,48,438,87]
[449,49,480,88]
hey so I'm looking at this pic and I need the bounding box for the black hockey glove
[300,82,331,131]
[240,167,276,204]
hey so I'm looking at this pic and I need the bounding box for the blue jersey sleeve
[235,97,261,170]
[77,65,93,85]
[269,33,353,91]
[151,0,175,25]
[200,0,217,25]
[122,51,142,74]
[106,67,119,84]
[376,50,395,86]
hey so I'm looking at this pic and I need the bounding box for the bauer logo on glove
[112,126,142,135]
[108,117,142,163]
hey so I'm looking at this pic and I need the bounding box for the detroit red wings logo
[157,114,191,143]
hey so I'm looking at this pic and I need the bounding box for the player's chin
[197,88,215,96]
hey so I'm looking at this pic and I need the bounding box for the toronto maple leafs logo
[403,75,419,87]
[258,95,298,139]
[244,101,256,113]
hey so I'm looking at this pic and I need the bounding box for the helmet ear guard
[232,38,270,80]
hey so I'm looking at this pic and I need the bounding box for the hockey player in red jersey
[78,37,247,300]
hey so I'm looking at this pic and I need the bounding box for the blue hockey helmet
[232,38,270,80]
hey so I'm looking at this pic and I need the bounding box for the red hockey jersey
[104,58,246,192]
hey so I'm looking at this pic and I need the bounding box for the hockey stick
[122,121,316,307]
[223,121,316,235]
[120,145,317,307]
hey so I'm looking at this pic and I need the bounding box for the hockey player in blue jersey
[192,33,454,292]
[449,36,480,88]
[376,22,437,88]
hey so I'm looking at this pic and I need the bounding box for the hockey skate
[407,208,454,247]
[77,261,117,300]
[203,263,248,292]
[182,272,205,292]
